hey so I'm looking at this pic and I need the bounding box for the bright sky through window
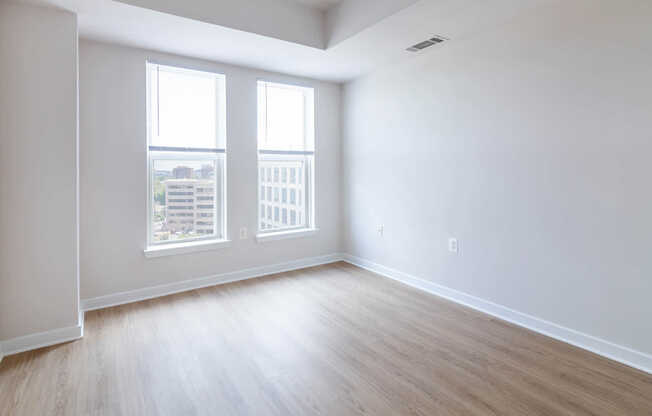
[258,82,314,151]
[150,66,219,149]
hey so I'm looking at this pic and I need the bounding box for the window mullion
[149,146,225,153]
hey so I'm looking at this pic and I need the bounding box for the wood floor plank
[1,262,650,415]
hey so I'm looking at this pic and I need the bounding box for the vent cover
[406,36,447,52]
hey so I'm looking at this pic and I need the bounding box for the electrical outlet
[239,227,247,240]
[378,225,384,237]
[448,238,459,254]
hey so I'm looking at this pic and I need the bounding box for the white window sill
[144,239,232,258]
[256,228,319,243]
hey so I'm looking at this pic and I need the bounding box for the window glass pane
[150,66,220,149]
[151,158,219,243]
[257,158,307,231]
[261,85,302,150]
[257,81,314,151]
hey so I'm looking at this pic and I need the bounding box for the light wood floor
[1,262,651,415]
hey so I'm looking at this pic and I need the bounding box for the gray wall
[79,40,341,300]
[341,0,652,355]
[0,3,80,340]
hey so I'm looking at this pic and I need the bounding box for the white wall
[342,0,652,356]
[0,3,80,340]
[79,40,341,300]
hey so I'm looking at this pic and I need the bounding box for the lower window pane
[258,156,309,232]
[151,157,221,243]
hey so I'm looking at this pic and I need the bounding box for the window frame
[256,80,316,236]
[146,61,228,248]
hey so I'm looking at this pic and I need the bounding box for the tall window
[257,81,315,233]
[147,63,226,246]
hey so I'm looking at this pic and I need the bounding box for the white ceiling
[20,0,553,82]
[291,0,343,11]
[114,0,327,48]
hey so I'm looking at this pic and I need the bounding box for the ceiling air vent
[406,36,447,52]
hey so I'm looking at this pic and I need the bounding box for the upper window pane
[258,81,314,152]
[149,64,225,149]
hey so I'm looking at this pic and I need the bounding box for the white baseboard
[0,323,84,357]
[341,253,652,375]
[81,253,343,311]
[7,252,648,375]
[0,254,340,359]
